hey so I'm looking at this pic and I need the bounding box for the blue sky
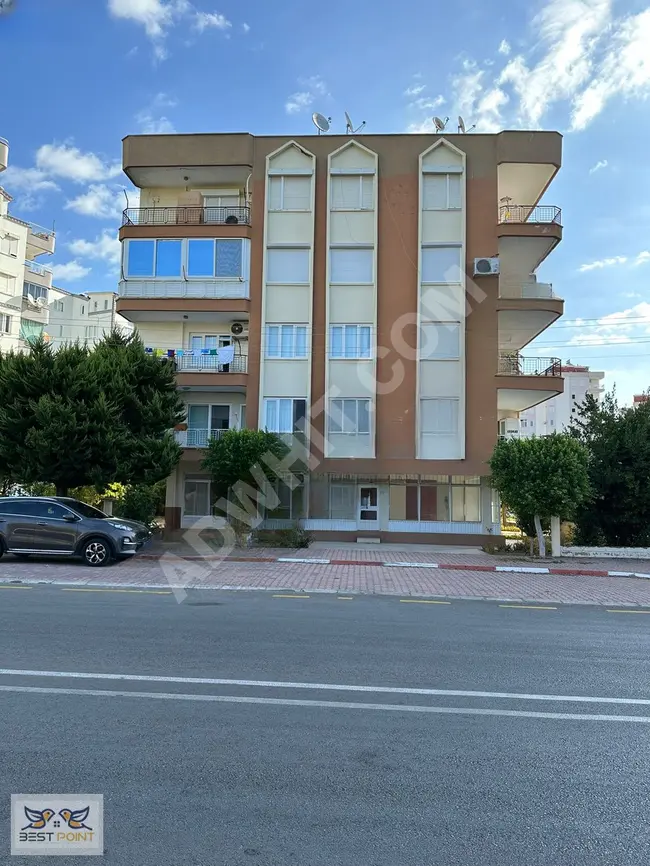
[1,0,650,401]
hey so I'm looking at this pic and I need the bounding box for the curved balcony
[497,353,563,413]
[122,206,250,227]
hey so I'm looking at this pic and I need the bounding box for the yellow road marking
[606,609,650,614]
[60,588,172,595]
[0,584,32,590]
[272,594,311,599]
[499,604,557,610]
[337,596,354,600]
[399,599,451,605]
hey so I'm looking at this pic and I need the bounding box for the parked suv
[0,497,151,567]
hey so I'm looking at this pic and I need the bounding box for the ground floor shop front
[165,464,502,546]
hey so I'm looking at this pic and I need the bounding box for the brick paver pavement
[3,554,650,606]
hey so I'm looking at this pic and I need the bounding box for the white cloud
[2,165,59,193]
[579,256,628,272]
[242,22,250,33]
[51,261,91,282]
[568,302,650,347]
[107,0,191,59]
[36,142,121,183]
[69,231,122,269]
[589,159,608,174]
[65,184,125,219]
[498,39,511,55]
[404,84,426,97]
[285,76,328,115]
[135,110,176,134]
[194,10,231,31]
[634,251,650,266]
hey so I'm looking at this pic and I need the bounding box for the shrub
[115,483,163,530]
[253,522,312,548]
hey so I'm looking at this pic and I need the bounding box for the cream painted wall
[328,433,373,459]
[420,433,459,460]
[266,212,313,245]
[422,148,463,169]
[419,361,462,398]
[263,360,309,397]
[269,148,314,171]
[265,286,311,322]
[1,215,28,352]
[136,321,183,347]
[139,186,242,209]
[329,211,375,245]
[330,146,375,171]
[328,360,375,397]
[329,286,375,323]
[420,285,466,321]
[421,210,464,244]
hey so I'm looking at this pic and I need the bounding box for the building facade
[117,130,565,544]
[514,365,605,437]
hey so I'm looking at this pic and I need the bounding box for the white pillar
[551,516,561,557]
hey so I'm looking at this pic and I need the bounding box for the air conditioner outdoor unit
[230,321,248,337]
[474,257,500,276]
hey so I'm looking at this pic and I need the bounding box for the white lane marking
[495,566,550,574]
[1,684,649,722]
[1,669,650,707]
[385,562,439,569]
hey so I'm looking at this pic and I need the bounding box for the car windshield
[60,499,107,519]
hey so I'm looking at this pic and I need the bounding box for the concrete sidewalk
[3,554,650,606]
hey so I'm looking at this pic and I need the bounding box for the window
[330,248,373,284]
[329,398,371,434]
[204,194,240,208]
[422,173,462,210]
[420,323,460,359]
[572,394,576,400]
[1,314,11,333]
[550,419,554,426]
[330,325,372,359]
[421,246,463,283]
[330,175,374,210]
[53,300,64,312]
[85,325,98,339]
[267,248,310,284]
[215,240,242,278]
[264,398,307,433]
[188,239,214,277]
[266,325,308,358]
[127,240,155,277]
[94,301,98,310]
[269,176,311,211]
[0,234,19,257]
[23,282,48,302]
[451,484,481,522]
[20,320,43,343]
[0,272,15,295]
[330,484,356,519]
[155,239,182,277]
[104,299,109,310]
[420,399,459,434]
[81,305,85,315]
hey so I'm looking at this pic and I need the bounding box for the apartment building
[47,289,133,348]
[507,364,604,438]
[117,130,565,543]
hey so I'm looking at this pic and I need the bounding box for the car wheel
[82,537,113,567]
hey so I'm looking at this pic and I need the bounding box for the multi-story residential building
[117,130,565,544]
[1,135,57,353]
[512,364,605,437]
[48,289,133,348]
[633,393,649,406]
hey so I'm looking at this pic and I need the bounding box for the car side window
[0,501,23,515]
[34,502,73,519]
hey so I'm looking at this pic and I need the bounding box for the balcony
[175,353,247,374]
[497,353,563,414]
[122,206,251,227]
[165,350,248,391]
[497,279,564,352]
[498,204,563,290]
[174,428,229,448]
[0,137,8,172]
[25,222,56,257]
[498,205,562,225]
[24,259,53,289]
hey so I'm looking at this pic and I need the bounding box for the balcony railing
[174,353,247,374]
[497,354,561,377]
[498,205,562,225]
[175,428,229,448]
[122,207,251,227]
[24,259,53,276]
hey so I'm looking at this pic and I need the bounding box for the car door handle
[36,521,47,526]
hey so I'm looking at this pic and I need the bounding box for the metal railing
[24,259,53,276]
[498,205,562,225]
[497,354,561,377]
[122,207,251,227]
[175,428,229,448]
[26,221,56,239]
[174,353,247,374]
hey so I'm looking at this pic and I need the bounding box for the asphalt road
[1,588,650,865]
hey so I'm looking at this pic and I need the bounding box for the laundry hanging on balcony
[145,345,235,364]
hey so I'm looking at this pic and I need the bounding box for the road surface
[1,587,649,864]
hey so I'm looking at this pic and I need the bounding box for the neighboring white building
[504,364,605,438]
[1,134,131,354]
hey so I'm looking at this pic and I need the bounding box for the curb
[136,553,650,580]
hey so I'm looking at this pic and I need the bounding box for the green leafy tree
[489,434,591,556]
[571,392,650,546]
[0,333,184,495]
[202,429,291,528]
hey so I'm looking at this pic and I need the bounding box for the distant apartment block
[117,129,565,544]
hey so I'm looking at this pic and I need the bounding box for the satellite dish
[312,112,330,134]
[433,116,449,132]
[344,111,367,134]
[458,116,466,134]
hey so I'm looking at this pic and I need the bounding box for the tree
[202,429,291,526]
[0,333,184,495]
[571,392,650,546]
[489,434,591,556]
